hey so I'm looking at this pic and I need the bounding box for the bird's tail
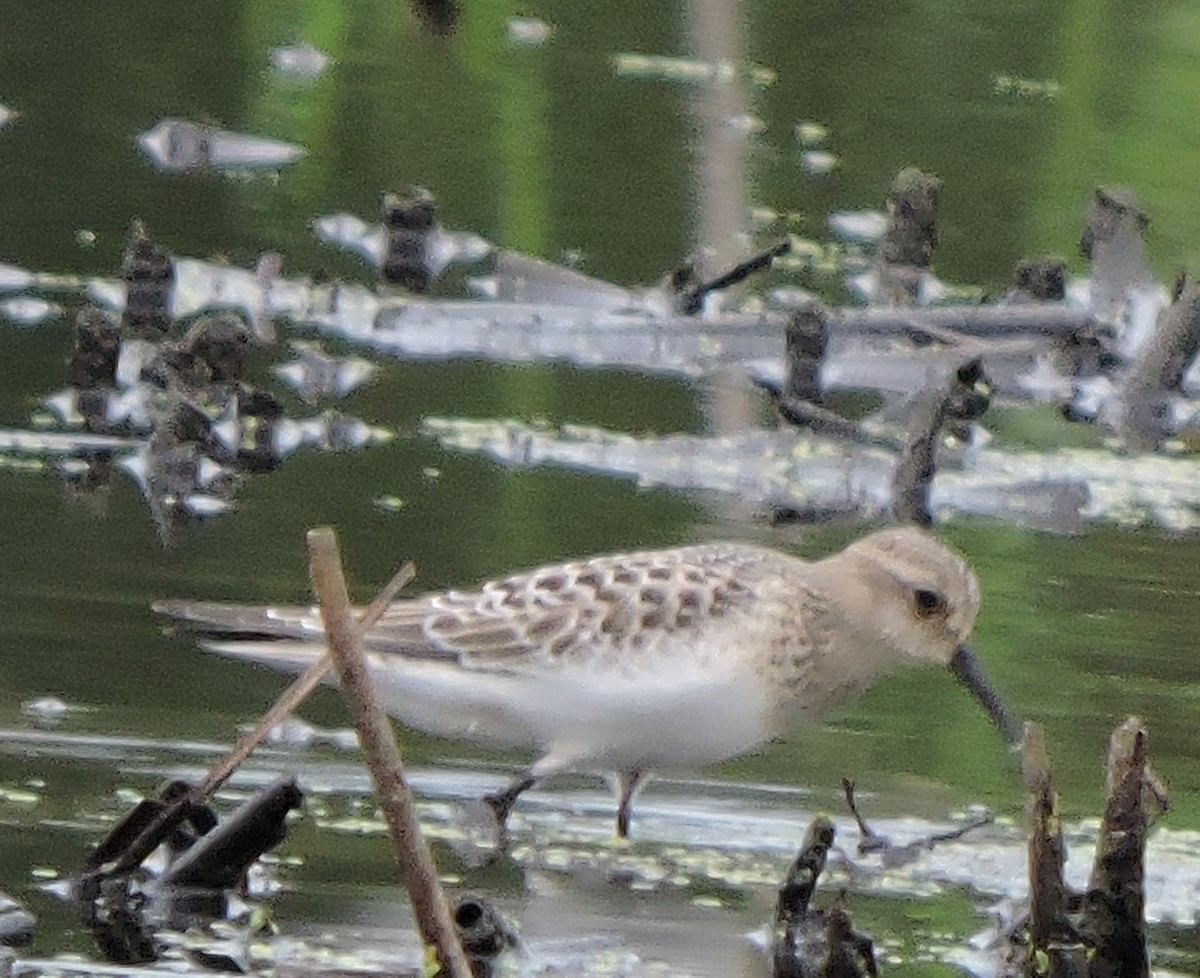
[153,599,328,671]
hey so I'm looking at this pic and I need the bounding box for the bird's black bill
[950,644,1022,746]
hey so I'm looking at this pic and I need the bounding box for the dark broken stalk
[121,218,174,339]
[773,302,892,447]
[1021,721,1075,970]
[308,527,472,978]
[407,0,461,35]
[1082,717,1160,978]
[454,897,520,978]
[775,816,836,932]
[773,816,877,978]
[381,190,437,291]
[891,358,992,527]
[773,816,835,978]
[103,560,416,877]
[823,906,878,978]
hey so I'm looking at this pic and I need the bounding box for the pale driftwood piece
[308,528,471,978]
[833,303,1092,339]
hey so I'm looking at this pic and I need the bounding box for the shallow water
[1,2,1200,975]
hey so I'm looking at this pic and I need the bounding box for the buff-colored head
[828,525,982,666]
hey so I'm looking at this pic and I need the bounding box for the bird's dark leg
[616,768,647,839]
[483,773,537,831]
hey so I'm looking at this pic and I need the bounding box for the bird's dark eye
[914,588,948,618]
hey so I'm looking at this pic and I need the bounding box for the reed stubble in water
[157,526,1017,837]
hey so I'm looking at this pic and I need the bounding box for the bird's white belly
[534,666,772,768]
[366,654,773,770]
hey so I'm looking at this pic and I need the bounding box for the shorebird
[155,526,1016,838]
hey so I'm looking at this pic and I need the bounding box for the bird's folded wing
[155,543,776,676]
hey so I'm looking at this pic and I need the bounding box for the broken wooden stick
[308,527,471,978]
[1014,718,1166,978]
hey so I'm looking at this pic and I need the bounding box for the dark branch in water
[77,778,302,965]
[841,778,992,868]
[674,239,791,315]
[841,779,889,854]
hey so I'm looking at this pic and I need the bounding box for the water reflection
[268,42,331,80]
[3,224,397,540]
[136,120,307,174]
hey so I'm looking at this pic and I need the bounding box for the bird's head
[832,526,1019,744]
[838,525,980,666]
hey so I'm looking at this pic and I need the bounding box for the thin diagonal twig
[105,560,417,875]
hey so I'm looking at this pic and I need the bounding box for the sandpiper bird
[155,526,1017,838]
